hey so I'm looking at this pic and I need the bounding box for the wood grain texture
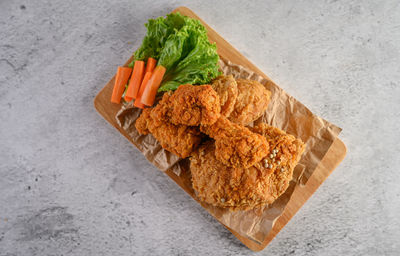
[93,6,347,251]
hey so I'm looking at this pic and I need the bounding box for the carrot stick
[111,67,132,104]
[141,65,166,106]
[124,95,133,102]
[126,60,145,99]
[134,71,152,109]
[133,99,145,109]
[121,83,132,102]
[145,57,157,73]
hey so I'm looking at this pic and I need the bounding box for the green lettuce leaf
[133,13,186,61]
[132,13,220,92]
[159,38,220,91]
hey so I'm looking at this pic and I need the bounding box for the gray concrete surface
[1,0,399,255]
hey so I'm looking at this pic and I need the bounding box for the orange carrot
[134,71,152,109]
[133,99,145,109]
[111,67,132,104]
[141,65,166,106]
[145,57,157,73]
[133,57,156,107]
[126,61,145,99]
[124,95,133,102]
[121,84,133,102]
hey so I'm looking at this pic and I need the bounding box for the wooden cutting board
[94,6,347,251]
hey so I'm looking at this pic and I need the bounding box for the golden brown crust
[249,123,306,166]
[153,84,221,126]
[191,123,305,211]
[135,109,202,158]
[228,79,271,125]
[211,75,238,117]
[200,117,269,168]
[135,108,151,135]
[134,84,222,158]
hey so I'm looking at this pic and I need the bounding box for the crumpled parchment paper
[115,57,341,243]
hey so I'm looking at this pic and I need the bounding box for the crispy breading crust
[135,108,151,135]
[200,117,269,168]
[228,79,271,125]
[211,75,238,117]
[135,109,202,158]
[135,84,222,158]
[152,84,221,126]
[191,123,305,211]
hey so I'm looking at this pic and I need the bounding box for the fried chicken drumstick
[191,123,305,211]
[228,79,271,125]
[152,84,221,126]
[201,116,269,168]
[135,108,202,158]
[210,75,238,117]
[135,84,221,158]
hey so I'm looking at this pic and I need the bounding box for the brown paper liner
[115,58,341,243]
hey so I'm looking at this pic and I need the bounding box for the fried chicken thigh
[191,123,305,211]
[201,117,269,168]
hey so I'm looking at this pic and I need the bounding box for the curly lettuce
[132,13,220,92]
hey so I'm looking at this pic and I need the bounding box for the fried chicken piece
[191,124,305,211]
[135,109,202,158]
[152,84,221,126]
[135,84,221,158]
[210,75,238,117]
[135,108,151,135]
[201,117,269,168]
[228,79,271,125]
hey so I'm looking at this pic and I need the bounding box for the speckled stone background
[1,0,399,255]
